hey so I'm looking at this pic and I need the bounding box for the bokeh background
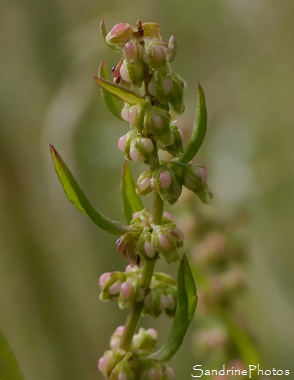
[1,0,293,379]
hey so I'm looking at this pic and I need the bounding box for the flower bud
[137,227,156,260]
[151,225,181,263]
[153,166,182,204]
[106,23,134,45]
[144,40,168,67]
[116,232,138,266]
[142,22,161,38]
[143,105,173,146]
[169,72,186,115]
[136,170,153,196]
[97,349,126,377]
[108,352,136,380]
[120,58,144,86]
[159,123,184,157]
[147,70,172,105]
[129,136,156,164]
[132,327,158,352]
[182,164,212,203]
[167,35,177,63]
[109,326,125,349]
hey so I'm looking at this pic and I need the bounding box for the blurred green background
[1,0,293,379]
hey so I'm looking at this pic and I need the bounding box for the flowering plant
[50,19,211,379]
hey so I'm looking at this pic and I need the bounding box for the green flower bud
[169,72,186,115]
[109,352,135,380]
[106,23,134,45]
[99,271,126,301]
[151,224,182,263]
[153,165,182,204]
[132,327,158,352]
[182,164,212,203]
[144,39,168,67]
[120,58,145,86]
[147,70,172,105]
[159,123,184,157]
[130,136,157,165]
[142,22,161,39]
[140,363,175,380]
[143,105,173,146]
[136,170,153,196]
[97,349,126,378]
[137,227,157,261]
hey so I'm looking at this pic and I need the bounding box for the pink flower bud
[99,272,111,288]
[119,59,131,82]
[159,295,168,311]
[146,328,158,340]
[196,165,208,183]
[159,171,172,189]
[120,280,133,300]
[108,280,122,295]
[98,354,111,373]
[165,366,175,380]
[123,41,138,63]
[121,104,130,121]
[166,294,176,311]
[129,144,145,162]
[144,241,155,258]
[117,373,127,380]
[117,134,128,152]
[167,35,177,63]
[106,23,133,45]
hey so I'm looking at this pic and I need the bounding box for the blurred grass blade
[0,329,25,380]
[121,160,144,223]
[94,76,146,106]
[178,83,207,163]
[50,144,129,235]
[147,254,197,362]
[98,60,123,120]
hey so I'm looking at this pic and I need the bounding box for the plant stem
[120,191,164,351]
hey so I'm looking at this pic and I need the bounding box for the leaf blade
[121,160,144,223]
[50,144,129,235]
[98,60,123,120]
[178,83,207,163]
[147,254,197,362]
[94,76,146,106]
[0,329,25,380]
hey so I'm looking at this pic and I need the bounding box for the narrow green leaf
[0,329,25,380]
[50,144,129,235]
[121,160,144,224]
[98,60,123,120]
[178,83,207,163]
[147,254,197,362]
[94,76,146,106]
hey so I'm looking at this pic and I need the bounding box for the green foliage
[50,144,129,235]
[0,329,24,380]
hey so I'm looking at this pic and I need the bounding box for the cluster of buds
[98,326,174,379]
[136,162,212,205]
[99,265,177,318]
[103,20,184,110]
[115,209,184,265]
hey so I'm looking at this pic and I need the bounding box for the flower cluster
[115,209,184,265]
[98,326,174,380]
[99,265,177,318]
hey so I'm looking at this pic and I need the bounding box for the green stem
[120,191,164,351]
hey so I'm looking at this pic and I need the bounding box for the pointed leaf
[98,61,123,120]
[94,76,146,106]
[50,144,129,235]
[0,329,25,380]
[121,160,144,223]
[178,83,207,163]
[147,254,197,362]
